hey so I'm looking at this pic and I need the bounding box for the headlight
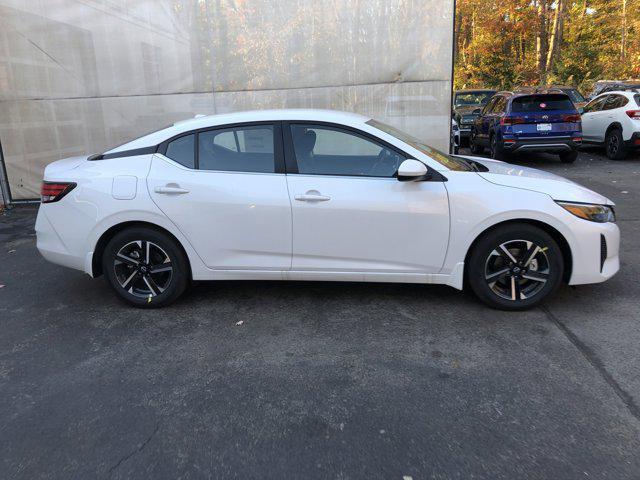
[556,201,616,223]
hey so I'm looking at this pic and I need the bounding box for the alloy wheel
[484,239,550,301]
[607,133,619,157]
[113,240,173,298]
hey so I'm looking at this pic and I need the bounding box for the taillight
[41,181,76,203]
[562,114,582,123]
[500,116,525,126]
[626,110,640,119]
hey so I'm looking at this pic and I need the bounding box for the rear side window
[491,96,507,113]
[583,96,608,113]
[199,125,275,173]
[165,134,195,168]
[635,94,640,107]
[511,94,574,112]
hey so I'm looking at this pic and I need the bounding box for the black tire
[469,129,484,154]
[605,128,627,160]
[467,223,564,311]
[559,150,578,163]
[489,133,507,161]
[102,227,189,308]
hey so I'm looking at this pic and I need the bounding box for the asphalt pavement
[1,146,640,479]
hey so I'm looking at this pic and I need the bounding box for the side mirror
[397,159,429,182]
[578,107,584,114]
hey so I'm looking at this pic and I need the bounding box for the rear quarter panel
[40,155,208,278]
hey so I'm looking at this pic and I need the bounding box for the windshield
[454,92,495,107]
[366,119,474,172]
[564,89,585,103]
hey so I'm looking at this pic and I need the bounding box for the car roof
[107,109,370,153]
[593,90,639,99]
[454,89,497,94]
[494,88,571,98]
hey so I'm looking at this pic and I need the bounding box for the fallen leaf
[0,285,5,289]
[8,250,16,254]
[235,320,244,326]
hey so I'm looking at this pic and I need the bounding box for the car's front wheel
[467,223,564,310]
[469,129,484,154]
[103,227,189,308]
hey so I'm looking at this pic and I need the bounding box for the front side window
[199,125,274,173]
[565,89,586,104]
[165,134,195,168]
[289,124,405,177]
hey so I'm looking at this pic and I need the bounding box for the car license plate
[537,123,552,131]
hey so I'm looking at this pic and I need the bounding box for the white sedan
[36,109,619,310]
[581,90,640,159]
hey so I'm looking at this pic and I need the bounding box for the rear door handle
[294,194,331,202]
[154,186,189,194]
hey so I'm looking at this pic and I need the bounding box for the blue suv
[469,89,583,163]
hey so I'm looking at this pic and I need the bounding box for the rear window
[511,94,574,112]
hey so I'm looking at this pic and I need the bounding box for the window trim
[282,121,411,178]
[157,121,284,174]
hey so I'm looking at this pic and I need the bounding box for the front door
[148,123,292,271]
[283,123,450,277]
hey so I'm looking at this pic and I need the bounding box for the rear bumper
[35,206,86,272]
[502,136,581,154]
[624,132,640,150]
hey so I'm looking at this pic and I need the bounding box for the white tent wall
[0,0,455,201]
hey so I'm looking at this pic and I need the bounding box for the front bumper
[459,127,472,139]
[502,136,581,154]
[568,220,620,285]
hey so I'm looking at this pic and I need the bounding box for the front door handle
[295,193,331,202]
[154,185,189,194]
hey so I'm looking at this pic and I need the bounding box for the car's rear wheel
[605,128,627,160]
[467,223,564,310]
[490,133,507,161]
[559,150,578,163]
[469,130,484,154]
[103,227,189,308]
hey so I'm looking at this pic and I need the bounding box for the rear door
[477,97,498,145]
[148,123,292,271]
[282,122,450,278]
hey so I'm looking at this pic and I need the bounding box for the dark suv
[452,89,497,145]
[469,89,582,163]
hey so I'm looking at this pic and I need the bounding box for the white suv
[581,91,640,159]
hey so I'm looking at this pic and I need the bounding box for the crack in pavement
[108,422,160,477]
[541,305,640,423]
